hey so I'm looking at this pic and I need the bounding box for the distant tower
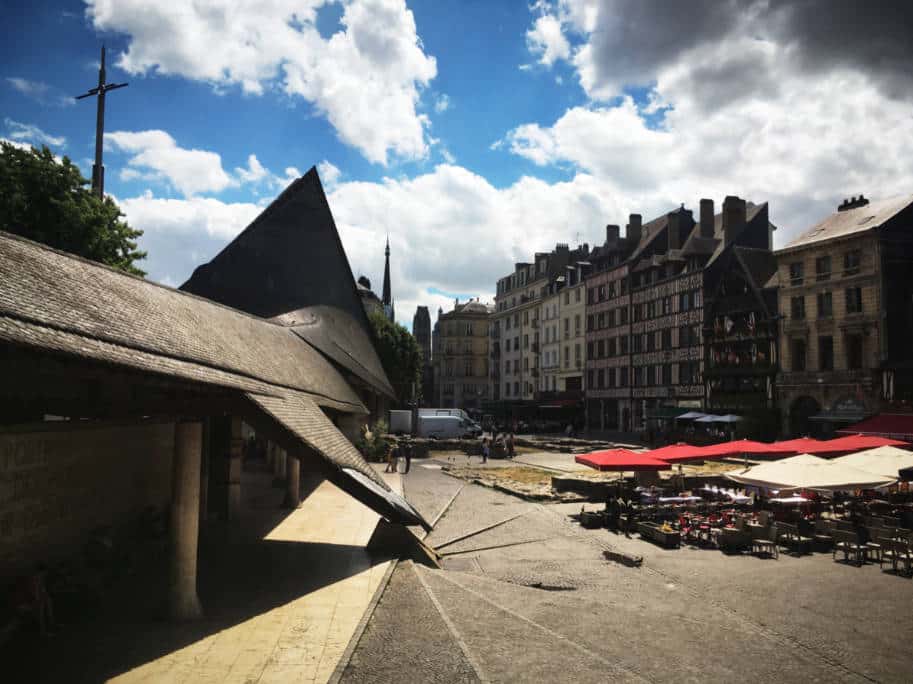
[414,306,433,405]
[382,236,394,322]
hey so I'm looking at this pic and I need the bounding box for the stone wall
[0,421,175,580]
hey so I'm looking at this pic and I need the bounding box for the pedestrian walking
[481,438,489,464]
[384,442,399,473]
[507,433,515,459]
[403,439,412,473]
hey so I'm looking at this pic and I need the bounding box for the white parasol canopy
[726,453,896,491]
[831,446,913,479]
[677,411,707,420]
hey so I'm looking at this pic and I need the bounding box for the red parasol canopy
[764,437,826,454]
[685,439,773,462]
[820,434,909,452]
[641,442,705,462]
[575,449,673,472]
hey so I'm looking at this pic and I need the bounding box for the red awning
[575,449,673,472]
[691,439,774,461]
[765,437,826,455]
[837,414,913,441]
[823,434,909,451]
[642,442,707,463]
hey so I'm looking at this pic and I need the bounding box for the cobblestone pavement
[339,562,479,684]
[344,469,913,683]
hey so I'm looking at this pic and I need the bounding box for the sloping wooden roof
[181,167,395,398]
[0,230,364,412]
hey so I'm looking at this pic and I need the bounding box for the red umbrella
[575,449,673,472]
[819,434,909,452]
[764,437,825,455]
[675,439,773,463]
[642,442,706,463]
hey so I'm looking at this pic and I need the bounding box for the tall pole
[75,45,128,198]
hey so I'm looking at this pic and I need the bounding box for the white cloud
[434,94,451,113]
[234,154,269,185]
[0,138,31,151]
[6,77,74,107]
[3,118,66,148]
[107,130,236,197]
[526,14,570,66]
[86,0,437,165]
[317,160,342,187]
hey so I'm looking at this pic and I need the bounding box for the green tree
[0,142,146,275]
[369,309,423,407]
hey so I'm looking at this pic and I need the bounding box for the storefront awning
[837,414,913,441]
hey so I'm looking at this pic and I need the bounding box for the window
[505,360,510,374]
[514,382,520,396]
[564,291,570,305]
[506,316,512,330]
[514,336,520,351]
[791,296,806,320]
[679,325,689,347]
[679,292,690,312]
[646,366,655,386]
[587,288,596,305]
[792,339,806,371]
[588,369,595,388]
[523,334,529,349]
[619,367,628,387]
[597,369,605,388]
[587,341,594,360]
[789,261,804,285]
[523,310,528,324]
[504,383,510,397]
[523,357,528,370]
[564,346,570,367]
[815,256,831,281]
[817,291,833,318]
[587,314,595,331]
[620,335,628,354]
[646,332,655,352]
[575,314,581,335]
[845,287,863,314]
[694,291,702,308]
[597,312,605,329]
[662,329,672,350]
[598,285,606,301]
[575,288,581,303]
[608,368,616,388]
[662,296,672,315]
[819,336,834,371]
[633,306,641,322]
[513,359,519,373]
[662,364,672,386]
[844,250,861,276]
[632,334,642,352]
[846,334,863,370]
[608,338,617,357]
[514,313,519,327]
[607,310,616,327]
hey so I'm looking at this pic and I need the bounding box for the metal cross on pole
[75,45,128,198]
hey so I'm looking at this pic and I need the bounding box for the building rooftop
[780,194,913,252]
[181,167,394,398]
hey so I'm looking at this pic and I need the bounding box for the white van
[417,415,482,439]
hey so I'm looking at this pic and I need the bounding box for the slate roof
[780,194,913,252]
[181,167,395,399]
[0,231,365,412]
[0,231,430,528]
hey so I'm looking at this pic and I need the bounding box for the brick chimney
[699,198,714,238]
[838,194,869,212]
[605,224,620,244]
[667,209,681,251]
[626,213,642,244]
[722,195,746,246]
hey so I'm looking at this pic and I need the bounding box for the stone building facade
[556,262,588,393]
[539,282,561,393]
[586,224,635,431]
[433,300,491,410]
[775,194,913,436]
[490,244,589,406]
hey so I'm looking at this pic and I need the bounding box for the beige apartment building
[539,281,561,393]
[775,194,913,436]
[557,262,587,392]
[432,299,491,410]
[491,243,589,405]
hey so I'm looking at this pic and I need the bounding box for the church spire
[382,235,394,322]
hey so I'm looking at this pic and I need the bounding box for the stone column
[170,420,203,621]
[227,417,243,521]
[273,444,286,482]
[283,452,301,509]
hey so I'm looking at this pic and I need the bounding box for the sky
[3,0,913,329]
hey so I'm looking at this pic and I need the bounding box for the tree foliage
[0,142,146,275]
[369,309,423,406]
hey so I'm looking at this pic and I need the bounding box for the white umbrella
[726,453,897,491]
[677,411,707,420]
[695,414,724,423]
[832,446,913,479]
[717,414,743,423]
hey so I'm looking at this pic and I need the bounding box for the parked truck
[416,414,482,439]
[388,409,413,435]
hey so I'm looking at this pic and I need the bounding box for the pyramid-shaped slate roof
[181,167,395,398]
